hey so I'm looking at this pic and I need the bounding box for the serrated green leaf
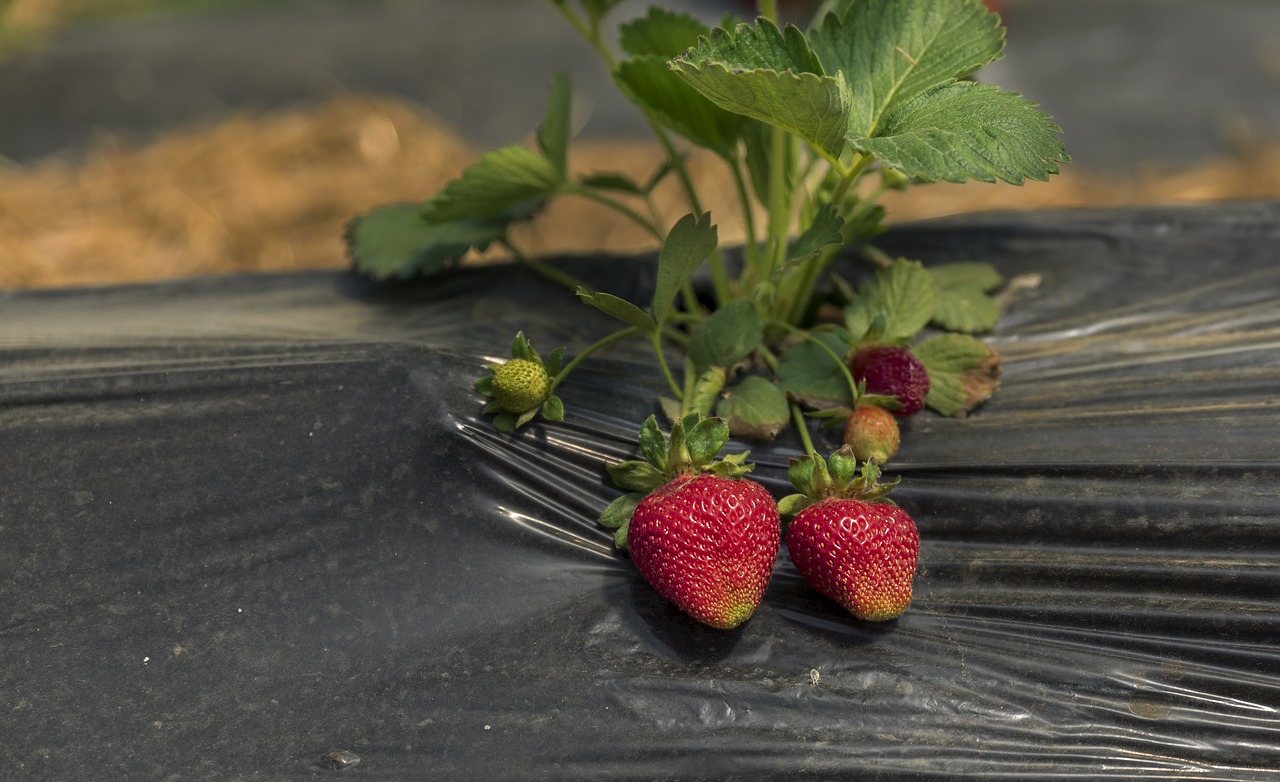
[619,6,708,58]
[914,333,997,416]
[686,417,730,466]
[854,258,937,342]
[420,145,562,223]
[688,299,764,370]
[599,492,644,530]
[850,81,1068,184]
[652,212,717,323]
[346,204,504,281]
[637,415,668,471]
[810,0,1006,137]
[541,395,565,421]
[785,203,844,264]
[608,460,668,492]
[716,376,790,442]
[538,72,571,180]
[776,332,854,408]
[933,285,1000,333]
[671,19,853,157]
[578,171,644,194]
[615,57,745,159]
[576,288,656,333]
[930,261,1003,291]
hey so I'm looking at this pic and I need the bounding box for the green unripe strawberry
[843,405,900,464]
[475,332,565,431]
[492,358,550,414]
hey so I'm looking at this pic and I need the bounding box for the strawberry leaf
[914,333,999,416]
[576,288,656,334]
[716,376,790,442]
[615,57,745,159]
[670,19,853,157]
[578,172,644,194]
[619,7,708,58]
[785,204,845,265]
[346,204,505,281]
[420,145,562,223]
[652,212,717,324]
[776,331,854,408]
[850,258,937,343]
[929,262,1003,333]
[929,261,1003,291]
[850,82,1068,184]
[809,0,1006,138]
[538,72,572,180]
[688,299,764,370]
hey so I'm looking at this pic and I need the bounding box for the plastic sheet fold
[2,203,1278,779]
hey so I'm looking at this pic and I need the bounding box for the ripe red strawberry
[851,346,930,417]
[599,414,780,629]
[843,404,900,464]
[780,448,919,622]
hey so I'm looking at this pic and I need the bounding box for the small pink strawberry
[780,448,919,621]
[842,404,900,464]
[851,346,930,417]
[598,414,780,629]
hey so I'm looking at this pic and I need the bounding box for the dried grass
[2,94,1279,289]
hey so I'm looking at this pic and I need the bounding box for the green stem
[549,325,641,391]
[759,0,779,21]
[651,330,684,400]
[772,321,860,404]
[547,0,729,307]
[763,127,793,284]
[565,185,665,243]
[791,402,817,455]
[502,240,590,292]
[680,357,697,416]
[729,152,762,281]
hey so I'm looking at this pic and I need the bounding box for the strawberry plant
[345,0,1066,626]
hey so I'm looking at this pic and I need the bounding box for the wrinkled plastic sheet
[2,202,1278,780]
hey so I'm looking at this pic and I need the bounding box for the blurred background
[1,0,1279,289]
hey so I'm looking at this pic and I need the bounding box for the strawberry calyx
[777,445,899,519]
[597,413,752,550]
[475,331,566,431]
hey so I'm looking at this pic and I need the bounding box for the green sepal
[637,415,668,471]
[481,400,503,415]
[607,460,668,492]
[685,417,731,467]
[614,521,631,551]
[511,331,539,363]
[599,492,644,530]
[514,407,540,429]
[474,376,495,395]
[777,493,813,519]
[541,395,565,422]
[666,416,694,473]
[827,444,860,486]
[545,347,566,378]
[492,413,518,432]
[658,396,683,424]
[787,454,820,496]
[705,458,754,480]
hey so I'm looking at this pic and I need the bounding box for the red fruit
[628,473,780,629]
[786,497,919,621]
[843,405,900,464]
[852,346,930,417]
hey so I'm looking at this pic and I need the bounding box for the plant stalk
[550,325,642,391]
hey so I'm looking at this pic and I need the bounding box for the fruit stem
[791,402,817,455]
[549,325,642,392]
[651,330,684,400]
[501,239,590,292]
[729,151,761,284]
[564,185,665,243]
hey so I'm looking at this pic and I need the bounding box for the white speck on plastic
[809,669,820,686]
[484,725,491,730]
[143,657,150,663]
